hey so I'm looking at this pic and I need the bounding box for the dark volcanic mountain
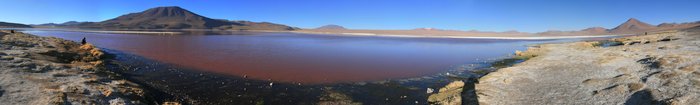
[83,6,296,31]
[0,21,31,28]
[609,18,656,34]
[315,24,347,30]
[98,6,230,29]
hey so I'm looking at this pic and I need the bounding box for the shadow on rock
[624,90,662,105]
[0,86,4,97]
[462,77,479,105]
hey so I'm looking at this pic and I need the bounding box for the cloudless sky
[0,0,698,32]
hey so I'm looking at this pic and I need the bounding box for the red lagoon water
[26,30,544,83]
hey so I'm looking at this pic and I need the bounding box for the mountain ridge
[0,21,31,28]
[47,6,298,31]
[538,18,700,35]
[24,13,700,35]
[609,18,656,33]
[315,24,347,30]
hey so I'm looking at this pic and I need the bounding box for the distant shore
[292,30,627,40]
[76,30,182,35]
[10,27,629,39]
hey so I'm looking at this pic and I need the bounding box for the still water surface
[24,30,568,83]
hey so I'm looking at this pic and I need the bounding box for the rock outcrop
[428,81,464,105]
[318,88,362,105]
[476,27,700,105]
[0,30,148,104]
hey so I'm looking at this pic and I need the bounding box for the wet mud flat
[101,48,514,105]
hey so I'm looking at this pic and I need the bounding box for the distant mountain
[298,17,700,37]
[657,23,677,27]
[607,18,700,34]
[37,21,89,27]
[96,6,230,29]
[76,6,297,31]
[538,18,700,35]
[581,27,608,34]
[223,20,299,30]
[60,21,84,26]
[537,27,610,36]
[315,25,347,30]
[0,21,31,28]
[655,21,700,30]
[609,18,656,34]
[413,27,442,31]
[37,23,58,26]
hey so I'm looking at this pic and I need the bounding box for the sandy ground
[475,27,700,104]
[0,30,149,105]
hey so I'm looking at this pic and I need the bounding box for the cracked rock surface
[0,30,147,105]
[476,27,700,105]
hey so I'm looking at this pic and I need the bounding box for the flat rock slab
[0,31,147,105]
[476,29,700,105]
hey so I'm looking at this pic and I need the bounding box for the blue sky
[0,0,698,32]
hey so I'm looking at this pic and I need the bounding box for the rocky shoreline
[475,26,700,104]
[2,29,481,105]
[0,30,154,105]
[7,26,696,105]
